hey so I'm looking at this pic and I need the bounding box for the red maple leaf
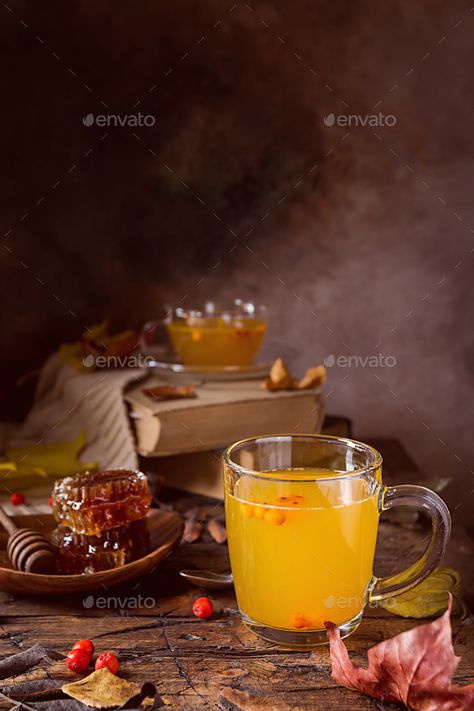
[325,599,474,710]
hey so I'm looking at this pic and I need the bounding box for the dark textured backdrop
[1,1,473,531]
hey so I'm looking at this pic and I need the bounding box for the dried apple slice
[297,365,326,390]
[262,358,295,391]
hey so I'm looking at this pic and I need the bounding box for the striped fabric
[11,353,145,472]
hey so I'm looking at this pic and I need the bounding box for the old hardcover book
[125,379,324,457]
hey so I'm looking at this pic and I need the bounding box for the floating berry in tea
[264,509,285,526]
[292,613,307,629]
[240,503,254,518]
[253,505,267,520]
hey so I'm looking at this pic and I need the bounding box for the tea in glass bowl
[166,301,267,367]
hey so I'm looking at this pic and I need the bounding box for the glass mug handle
[369,484,451,602]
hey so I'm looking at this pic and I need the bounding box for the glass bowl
[164,300,268,367]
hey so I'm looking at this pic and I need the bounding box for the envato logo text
[83,113,156,127]
[324,595,397,610]
[324,353,397,368]
[83,353,155,369]
[323,112,397,127]
[83,594,155,610]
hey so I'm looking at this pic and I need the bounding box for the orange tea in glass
[224,434,451,646]
[166,301,267,367]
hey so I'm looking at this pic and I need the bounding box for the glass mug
[223,434,451,646]
[165,301,267,367]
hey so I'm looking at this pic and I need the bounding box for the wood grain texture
[0,440,472,710]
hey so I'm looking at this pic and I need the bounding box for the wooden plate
[0,510,183,595]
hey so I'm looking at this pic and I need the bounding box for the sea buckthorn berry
[254,505,266,520]
[72,639,94,657]
[192,596,213,619]
[10,492,25,506]
[264,509,285,526]
[191,330,203,342]
[292,613,307,629]
[66,648,90,673]
[240,503,254,518]
[95,651,119,675]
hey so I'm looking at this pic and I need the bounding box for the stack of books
[125,378,324,497]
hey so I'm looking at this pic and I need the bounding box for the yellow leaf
[59,320,138,371]
[59,321,108,371]
[85,321,109,342]
[58,341,91,371]
[3,432,95,487]
[380,567,463,618]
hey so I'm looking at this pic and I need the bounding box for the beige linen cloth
[11,353,145,471]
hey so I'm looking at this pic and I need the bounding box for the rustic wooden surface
[0,438,473,710]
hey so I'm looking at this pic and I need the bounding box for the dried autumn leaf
[182,518,202,543]
[380,568,463,619]
[325,598,474,710]
[262,357,295,391]
[180,508,201,543]
[81,321,108,346]
[297,364,327,390]
[207,518,227,543]
[83,322,139,358]
[62,667,146,708]
[59,321,139,371]
[0,644,52,680]
[142,385,197,401]
[183,506,200,520]
[59,341,90,371]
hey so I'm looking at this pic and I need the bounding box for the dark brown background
[1,2,473,532]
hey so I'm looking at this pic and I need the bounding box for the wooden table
[0,438,473,710]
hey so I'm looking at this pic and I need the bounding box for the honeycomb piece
[52,469,152,535]
[52,519,150,574]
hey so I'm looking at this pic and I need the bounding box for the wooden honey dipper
[0,506,56,574]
